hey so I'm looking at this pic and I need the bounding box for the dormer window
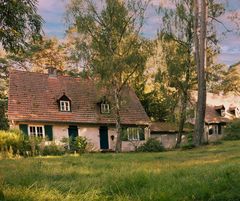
[214,105,225,117]
[229,106,240,117]
[101,103,110,114]
[60,100,70,111]
[58,94,71,112]
[221,109,225,117]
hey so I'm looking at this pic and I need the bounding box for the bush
[69,136,88,154]
[0,130,23,157]
[0,129,45,158]
[42,143,65,156]
[180,143,195,150]
[137,138,164,152]
[0,99,9,130]
[62,136,88,154]
[224,120,240,140]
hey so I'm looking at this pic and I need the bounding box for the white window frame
[60,100,71,112]
[101,103,110,114]
[127,127,140,141]
[208,125,219,135]
[28,125,45,138]
[221,109,225,117]
[235,108,240,118]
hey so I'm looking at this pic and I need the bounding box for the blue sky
[37,0,240,66]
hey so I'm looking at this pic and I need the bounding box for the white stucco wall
[79,126,100,151]
[53,125,68,142]
[15,122,149,152]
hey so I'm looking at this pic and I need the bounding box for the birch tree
[66,0,150,152]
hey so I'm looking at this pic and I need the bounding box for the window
[29,126,45,138]
[236,108,240,117]
[221,109,225,117]
[60,100,70,111]
[101,103,110,114]
[127,127,140,141]
[208,124,222,135]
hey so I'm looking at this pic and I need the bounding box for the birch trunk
[114,88,122,152]
[176,92,188,148]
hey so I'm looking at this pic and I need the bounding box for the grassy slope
[0,141,240,201]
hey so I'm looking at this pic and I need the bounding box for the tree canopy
[0,0,43,53]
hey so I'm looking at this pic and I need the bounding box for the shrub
[42,143,65,156]
[0,130,23,156]
[0,129,45,158]
[224,120,240,140]
[137,138,164,152]
[180,143,195,150]
[63,136,89,154]
[0,99,9,130]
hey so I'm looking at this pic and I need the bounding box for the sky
[37,0,240,67]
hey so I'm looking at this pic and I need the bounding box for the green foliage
[42,143,65,156]
[0,130,23,158]
[137,138,164,152]
[224,120,240,140]
[69,136,88,154]
[0,0,43,53]
[0,130,45,158]
[0,99,9,130]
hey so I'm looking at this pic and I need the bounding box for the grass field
[0,141,240,201]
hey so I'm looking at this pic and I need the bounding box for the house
[150,122,190,149]
[189,91,240,142]
[8,70,150,152]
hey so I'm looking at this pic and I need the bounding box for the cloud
[36,0,240,65]
[37,0,68,38]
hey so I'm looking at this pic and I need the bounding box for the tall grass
[0,141,240,201]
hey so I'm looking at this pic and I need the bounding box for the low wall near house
[207,134,224,142]
[151,133,188,149]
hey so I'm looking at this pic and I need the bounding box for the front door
[99,126,109,149]
[68,126,78,139]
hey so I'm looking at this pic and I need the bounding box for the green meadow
[0,141,240,201]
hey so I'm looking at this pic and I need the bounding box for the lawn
[0,141,240,201]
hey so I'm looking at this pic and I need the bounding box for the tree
[0,0,43,53]
[193,0,207,146]
[4,37,70,73]
[66,0,150,152]
[158,0,196,147]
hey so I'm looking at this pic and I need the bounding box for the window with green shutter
[121,127,145,141]
[44,125,53,141]
[121,128,128,141]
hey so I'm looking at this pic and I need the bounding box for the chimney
[47,66,57,77]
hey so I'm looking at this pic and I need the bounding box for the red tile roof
[8,70,149,125]
[150,122,192,133]
[190,91,240,124]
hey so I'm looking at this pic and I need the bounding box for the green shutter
[19,124,28,136]
[139,128,145,141]
[121,128,128,141]
[44,125,53,141]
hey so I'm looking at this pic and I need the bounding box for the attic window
[229,107,240,117]
[101,103,110,114]
[221,109,225,117]
[60,100,70,112]
[214,105,225,117]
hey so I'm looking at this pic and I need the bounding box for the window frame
[208,124,222,135]
[28,125,45,138]
[127,127,140,141]
[60,100,71,112]
[101,103,110,114]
